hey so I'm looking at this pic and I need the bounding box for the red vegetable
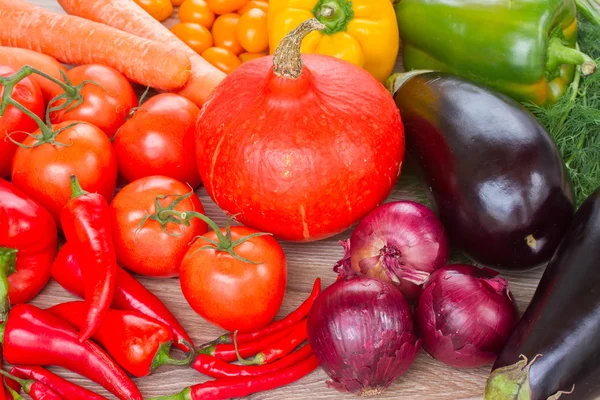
[0,179,56,308]
[195,19,404,242]
[0,370,61,400]
[193,344,313,379]
[50,242,193,352]
[307,276,421,396]
[48,301,193,377]
[236,319,308,365]
[1,304,142,400]
[10,366,106,400]
[414,264,519,369]
[60,175,117,341]
[149,355,319,400]
[342,200,449,300]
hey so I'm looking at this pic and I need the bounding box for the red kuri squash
[196,19,405,241]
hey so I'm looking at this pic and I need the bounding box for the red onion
[414,264,519,369]
[307,276,421,396]
[344,201,449,300]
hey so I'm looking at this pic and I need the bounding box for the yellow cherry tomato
[202,47,242,74]
[239,52,266,63]
[206,0,249,15]
[237,0,268,15]
[170,23,214,54]
[171,0,184,5]
[236,8,268,53]
[133,0,173,21]
[179,0,216,29]
[212,13,244,55]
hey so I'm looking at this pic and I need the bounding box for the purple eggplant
[486,187,600,400]
[387,71,574,269]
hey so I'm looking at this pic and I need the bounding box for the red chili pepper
[0,304,142,400]
[10,367,106,400]
[60,175,117,342]
[0,179,57,312]
[0,370,61,400]
[48,301,193,377]
[151,355,319,400]
[193,344,313,378]
[236,319,308,365]
[196,324,298,362]
[210,278,321,345]
[51,243,193,352]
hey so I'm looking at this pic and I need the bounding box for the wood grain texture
[19,1,546,399]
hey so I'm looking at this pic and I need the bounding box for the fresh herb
[523,17,600,207]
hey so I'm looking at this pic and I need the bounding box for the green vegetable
[523,17,600,206]
[394,0,598,106]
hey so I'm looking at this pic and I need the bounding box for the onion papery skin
[307,276,421,396]
[415,264,519,369]
[349,201,449,300]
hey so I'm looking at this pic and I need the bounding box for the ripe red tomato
[180,226,287,332]
[11,121,118,225]
[113,94,202,187]
[50,64,137,137]
[0,66,44,177]
[110,176,208,278]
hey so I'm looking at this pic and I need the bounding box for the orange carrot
[0,46,66,102]
[0,0,191,91]
[57,0,226,106]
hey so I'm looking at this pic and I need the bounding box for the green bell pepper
[395,0,599,105]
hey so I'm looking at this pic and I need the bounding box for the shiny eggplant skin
[487,188,600,400]
[390,71,574,269]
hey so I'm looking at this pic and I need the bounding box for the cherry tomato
[170,23,214,54]
[179,0,216,29]
[237,8,268,53]
[113,93,201,187]
[110,176,208,278]
[206,0,248,15]
[237,0,267,15]
[0,66,44,178]
[133,0,173,21]
[11,121,118,225]
[180,226,287,332]
[201,47,242,74]
[212,14,244,55]
[50,65,136,138]
[239,52,266,63]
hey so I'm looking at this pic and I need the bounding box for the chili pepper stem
[4,383,22,400]
[148,387,191,400]
[151,341,195,372]
[233,330,265,366]
[69,175,89,200]
[0,248,16,322]
[547,37,597,76]
[0,370,32,394]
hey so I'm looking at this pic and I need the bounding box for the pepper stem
[547,37,597,76]
[151,341,195,372]
[147,387,192,400]
[3,383,22,400]
[0,370,32,394]
[0,248,16,322]
[233,330,265,366]
[273,18,326,80]
[69,175,88,200]
[312,0,354,35]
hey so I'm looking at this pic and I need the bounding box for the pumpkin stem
[273,18,326,80]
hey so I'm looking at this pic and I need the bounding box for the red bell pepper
[60,175,117,341]
[51,243,193,352]
[0,370,61,400]
[48,301,193,377]
[0,179,56,313]
[10,366,106,400]
[0,303,142,400]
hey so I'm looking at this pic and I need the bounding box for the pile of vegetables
[0,0,600,398]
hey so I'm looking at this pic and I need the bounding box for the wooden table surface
[21,1,547,398]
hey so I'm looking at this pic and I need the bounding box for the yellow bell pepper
[268,0,399,82]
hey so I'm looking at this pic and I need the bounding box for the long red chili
[196,324,298,362]
[193,344,313,379]
[48,301,193,377]
[60,175,117,342]
[0,370,61,400]
[151,355,319,400]
[236,319,308,365]
[10,367,106,400]
[0,179,57,311]
[51,243,193,352]
[210,278,321,345]
[0,304,142,400]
